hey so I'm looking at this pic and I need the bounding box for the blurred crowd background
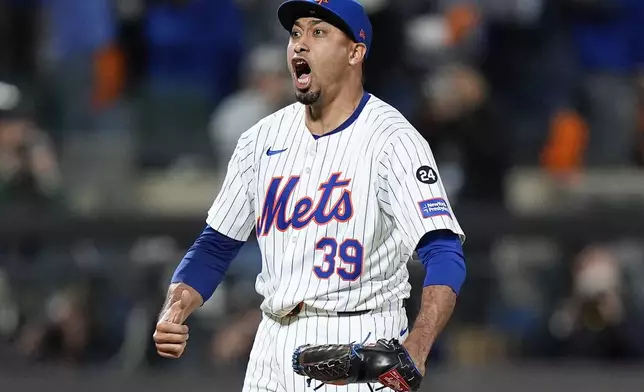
[1,0,644,390]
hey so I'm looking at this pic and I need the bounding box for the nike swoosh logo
[400,328,408,336]
[266,147,288,156]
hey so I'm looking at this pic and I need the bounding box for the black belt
[287,301,406,317]
[337,309,371,317]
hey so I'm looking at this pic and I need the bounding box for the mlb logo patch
[418,198,451,219]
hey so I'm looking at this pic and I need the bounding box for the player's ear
[349,43,367,66]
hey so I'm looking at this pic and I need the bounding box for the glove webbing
[304,333,374,391]
[307,378,389,392]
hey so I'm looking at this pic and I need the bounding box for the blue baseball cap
[277,0,372,57]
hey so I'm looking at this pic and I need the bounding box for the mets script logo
[256,172,353,236]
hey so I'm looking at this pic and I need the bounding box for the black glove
[292,337,423,392]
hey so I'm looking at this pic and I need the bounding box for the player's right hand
[153,290,191,359]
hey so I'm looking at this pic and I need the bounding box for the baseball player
[152,0,467,391]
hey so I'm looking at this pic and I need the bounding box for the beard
[295,89,321,105]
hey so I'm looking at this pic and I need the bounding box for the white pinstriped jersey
[207,92,465,317]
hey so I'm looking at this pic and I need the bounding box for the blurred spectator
[235,0,287,45]
[208,45,291,165]
[400,2,482,117]
[539,109,588,177]
[15,287,90,365]
[0,0,39,84]
[114,0,148,95]
[2,0,644,380]
[524,245,644,361]
[637,83,644,166]
[39,0,124,137]
[14,272,132,367]
[480,0,576,166]
[35,0,137,214]
[138,0,245,165]
[416,64,510,205]
[565,0,644,166]
[0,82,62,211]
[361,0,417,116]
[144,0,244,105]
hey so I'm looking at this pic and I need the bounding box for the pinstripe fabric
[206,94,464,319]
[209,93,463,391]
[243,308,409,392]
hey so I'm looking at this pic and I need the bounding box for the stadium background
[1,0,644,391]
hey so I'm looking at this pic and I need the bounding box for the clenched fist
[153,289,192,359]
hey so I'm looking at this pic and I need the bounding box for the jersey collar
[310,91,371,140]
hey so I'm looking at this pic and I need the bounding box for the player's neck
[305,86,364,137]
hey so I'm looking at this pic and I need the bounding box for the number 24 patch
[416,166,437,184]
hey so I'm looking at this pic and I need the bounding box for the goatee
[295,90,321,105]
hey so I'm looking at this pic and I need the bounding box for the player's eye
[313,29,324,36]
[291,30,302,38]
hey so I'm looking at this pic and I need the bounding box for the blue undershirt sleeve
[415,229,467,295]
[171,224,245,302]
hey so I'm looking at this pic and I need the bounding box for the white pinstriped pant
[242,304,409,392]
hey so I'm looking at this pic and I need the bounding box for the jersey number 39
[314,237,364,281]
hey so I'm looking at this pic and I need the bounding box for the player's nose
[294,40,310,54]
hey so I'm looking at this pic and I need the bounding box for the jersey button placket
[304,141,316,175]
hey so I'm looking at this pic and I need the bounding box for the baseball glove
[292,334,423,392]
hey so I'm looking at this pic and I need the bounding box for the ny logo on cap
[316,0,328,4]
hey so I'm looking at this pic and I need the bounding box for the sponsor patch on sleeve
[418,198,452,219]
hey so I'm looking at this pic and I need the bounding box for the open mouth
[292,58,312,90]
